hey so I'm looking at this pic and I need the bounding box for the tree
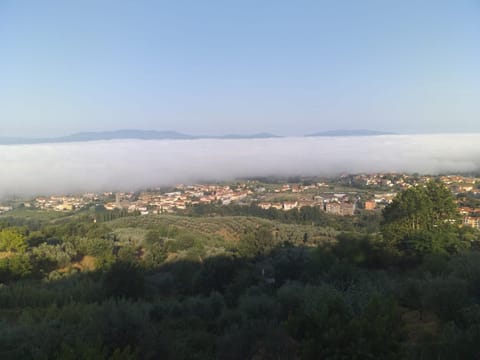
[0,254,32,282]
[0,229,27,253]
[238,226,274,258]
[381,181,463,256]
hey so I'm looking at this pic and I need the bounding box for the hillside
[111,214,336,247]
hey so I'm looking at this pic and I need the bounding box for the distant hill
[0,137,37,145]
[0,130,282,145]
[218,133,281,139]
[306,129,394,137]
[53,130,195,142]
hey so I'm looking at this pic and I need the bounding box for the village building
[364,200,377,210]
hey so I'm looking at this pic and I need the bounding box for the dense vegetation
[0,182,479,359]
[183,202,382,233]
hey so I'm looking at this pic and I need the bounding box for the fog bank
[0,134,479,197]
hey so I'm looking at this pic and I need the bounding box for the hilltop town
[2,173,480,229]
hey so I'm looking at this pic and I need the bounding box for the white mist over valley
[0,134,479,197]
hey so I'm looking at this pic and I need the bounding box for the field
[0,208,73,222]
[110,214,337,246]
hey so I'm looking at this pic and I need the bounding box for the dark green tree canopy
[382,181,465,255]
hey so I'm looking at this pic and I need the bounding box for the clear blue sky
[1,0,479,137]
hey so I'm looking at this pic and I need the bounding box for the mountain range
[306,129,394,137]
[0,129,393,145]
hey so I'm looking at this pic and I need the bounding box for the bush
[421,277,469,322]
[103,262,146,300]
[0,255,33,282]
[0,229,27,253]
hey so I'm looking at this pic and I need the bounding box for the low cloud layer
[1,134,480,197]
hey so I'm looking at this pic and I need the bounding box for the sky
[1,135,480,197]
[0,0,479,137]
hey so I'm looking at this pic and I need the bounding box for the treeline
[95,208,141,222]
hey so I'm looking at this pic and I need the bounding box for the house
[364,200,377,210]
[326,202,342,215]
[340,202,355,216]
[258,203,273,209]
[464,216,480,229]
[283,201,298,211]
[325,202,355,216]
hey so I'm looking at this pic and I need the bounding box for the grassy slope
[109,214,337,245]
[0,208,72,222]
